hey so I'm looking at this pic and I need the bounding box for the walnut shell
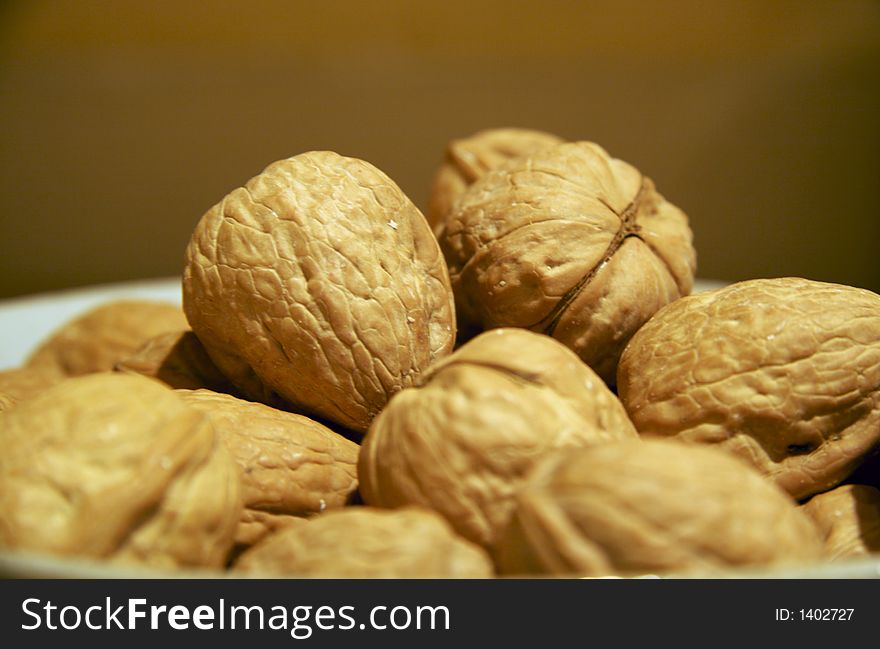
[617,277,880,500]
[0,367,61,412]
[440,141,695,384]
[115,330,236,392]
[0,373,242,569]
[183,151,456,434]
[426,127,564,234]
[175,388,359,547]
[497,439,824,577]
[233,510,307,551]
[25,300,188,377]
[801,484,880,560]
[358,328,637,552]
[234,507,493,578]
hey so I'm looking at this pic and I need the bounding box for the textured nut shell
[498,439,823,577]
[234,507,493,578]
[440,141,695,384]
[26,300,188,377]
[801,484,880,560]
[176,389,358,527]
[114,330,235,392]
[358,328,637,551]
[0,373,242,569]
[233,510,307,550]
[617,278,880,500]
[426,127,564,233]
[183,151,456,433]
[0,367,61,412]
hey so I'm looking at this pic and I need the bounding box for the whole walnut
[801,484,880,561]
[183,151,456,434]
[234,507,493,578]
[115,330,236,393]
[26,300,188,377]
[440,141,695,384]
[497,439,824,577]
[617,278,880,501]
[358,328,637,553]
[0,373,242,569]
[176,389,359,548]
[425,127,564,234]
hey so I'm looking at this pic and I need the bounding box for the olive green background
[1,0,878,299]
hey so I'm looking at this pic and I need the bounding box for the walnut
[617,278,880,500]
[115,330,236,393]
[175,388,359,548]
[0,366,61,412]
[234,507,493,578]
[440,141,695,383]
[358,328,637,553]
[183,151,456,434]
[801,484,880,561]
[25,300,188,378]
[0,373,242,569]
[497,439,824,577]
[426,127,564,234]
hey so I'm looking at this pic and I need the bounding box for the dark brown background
[1,0,878,299]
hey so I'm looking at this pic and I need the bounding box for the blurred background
[1,0,878,299]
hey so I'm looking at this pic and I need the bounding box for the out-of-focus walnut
[801,484,880,561]
[175,389,359,549]
[425,127,564,234]
[440,141,695,384]
[234,507,493,578]
[0,366,61,412]
[617,278,880,501]
[0,373,242,570]
[115,330,236,392]
[183,151,456,435]
[358,328,637,553]
[25,300,188,378]
[497,439,824,577]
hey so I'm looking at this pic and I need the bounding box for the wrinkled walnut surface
[617,278,880,500]
[802,484,880,560]
[498,439,823,577]
[0,367,60,412]
[0,373,242,569]
[176,388,358,545]
[234,507,493,578]
[358,328,637,551]
[25,300,188,377]
[426,127,564,234]
[183,151,456,434]
[115,330,236,392]
[440,141,695,383]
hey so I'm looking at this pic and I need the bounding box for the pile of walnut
[2,128,879,578]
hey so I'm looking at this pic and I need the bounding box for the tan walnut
[425,127,564,234]
[183,151,456,434]
[0,373,242,569]
[26,300,188,378]
[440,141,695,384]
[497,438,824,577]
[234,507,493,578]
[176,388,359,548]
[801,484,880,561]
[617,278,880,500]
[115,330,236,393]
[358,328,637,553]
